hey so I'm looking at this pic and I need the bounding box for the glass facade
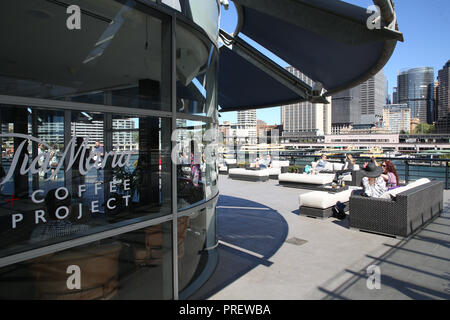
[0,0,219,299]
[397,67,435,124]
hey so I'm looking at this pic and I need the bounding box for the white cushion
[267,168,281,175]
[229,168,269,177]
[325,162,334,171]
[224,159,237,165]
[343,174,352,182]
[271,160,290,169]
[299,189,354,209]
[279,173,334,185]
[353,164,360,171]
[333,163,345,171]
[386,178,431,198]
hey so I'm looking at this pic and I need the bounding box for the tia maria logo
[0,133,133,185]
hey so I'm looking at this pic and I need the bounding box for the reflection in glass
[0,106,171,259]
[179,199,217,295]
[0,0,170,111]
[176,120,218,209]
[0,221,173,299]
[176,24,218,118]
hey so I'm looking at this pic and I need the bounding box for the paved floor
[190,177,450,300]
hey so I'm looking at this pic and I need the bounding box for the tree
[413,123,435,134]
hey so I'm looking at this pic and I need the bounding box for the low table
[316,185,349,193]
[299,186,361,219]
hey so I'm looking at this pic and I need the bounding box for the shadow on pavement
[189,195,289,299]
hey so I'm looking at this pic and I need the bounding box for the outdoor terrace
[190,178,450,300]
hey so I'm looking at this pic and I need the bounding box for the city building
[282,67,331,138]
[397,67,435,124]
[359,69,387,125]
[332,70,386,128]
[237,109,257,142]
[338,124,390,135]
[437,61,450,118]
[393,87,399,104]
[331,86,360,130]
[435,61,450,133]
[382,104,411,134]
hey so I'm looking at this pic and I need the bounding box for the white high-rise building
[281,66,332,137]
[237,109,257,142]
[382,104,411,134]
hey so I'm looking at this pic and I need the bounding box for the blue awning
[218,38,313,111]
[218,0,403,112]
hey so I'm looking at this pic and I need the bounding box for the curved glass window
[162,0,220,43]
[0,220,173,299]
[175,120,219,210]
[0,0,171,111]
[0,0,219,300]
[179,198,217,296]
[0,105,172,259]
[176,22,218,118]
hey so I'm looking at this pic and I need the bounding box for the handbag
[332,201,347,220]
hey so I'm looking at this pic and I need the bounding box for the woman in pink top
[381,160,399,190]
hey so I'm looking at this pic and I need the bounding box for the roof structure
[218,0,403,112]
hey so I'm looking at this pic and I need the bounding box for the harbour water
[227,151,450,188]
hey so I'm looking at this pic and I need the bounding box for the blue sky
[218,0,450,125]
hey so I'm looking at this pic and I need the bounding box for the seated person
[381,160,399,190]
[257,155,272,169]
[353,162,387,198]
[333,154,355,183]
[250,155,272,169]
[312,154,327,175]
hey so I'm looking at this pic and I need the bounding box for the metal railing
[278,153,450,189]
[221,150,450,189]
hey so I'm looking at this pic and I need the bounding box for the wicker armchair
[349,181,444,238]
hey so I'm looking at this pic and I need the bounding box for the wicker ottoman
[299,187,359,219]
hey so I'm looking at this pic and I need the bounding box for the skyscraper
[237,109,257,128]
[359,69,387,124]
[237,109,257,141]
[331,86,360,128]
[397,67,435,124]
[281,67,331,137]
[331,70,386,129]
[438,61,450,119]
[393,87,399,104]
[436,61,450,133]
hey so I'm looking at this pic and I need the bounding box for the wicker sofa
[349,179,444,238]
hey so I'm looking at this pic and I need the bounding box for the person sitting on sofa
[354,162,387,198]
[250,154,272,169]
[333,154,355,183]
[381,160,399,190]
[312,154,327,175]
